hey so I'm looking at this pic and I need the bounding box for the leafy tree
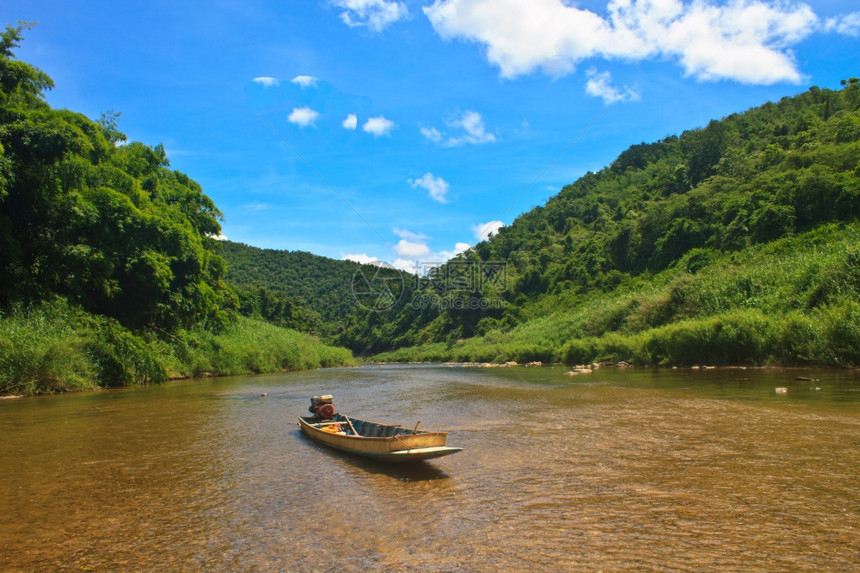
[0,23,231,332]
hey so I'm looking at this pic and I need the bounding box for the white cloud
[825,12,860,36]
[585,69,640,104]
[393,228,430,241]
[332,0,409,32]
[422,110,496,146]
[471,220,504,241]
[291,75,318,88]
[420,126,443,143]
[409,172,450,203]
[342,113,358,130]
[342,252,380,264]
[362,115,396,136]
[438,242,472,261]
[394,239,432,258]
[392,258,420,272]
[252,76,279,87]
[424,0,820,85]
[447,110,496,145]
[288,106,320,128]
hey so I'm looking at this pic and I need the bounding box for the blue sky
[5,0,860,271]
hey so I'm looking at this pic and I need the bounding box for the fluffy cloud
[420,126,443,143]
[471,220,504,241]
[585,69,640,104]
[393,228,430,241]
[349,233,472,270]
[409,172,450,203]
[342,252,380,265]
[332,0,409,32]
[392,258,420,272]
[291,75,319,88]
[342,113,358,130]
[424,0,820,84]
[825,12,860,36]
[447,110,496,144]
[422,110,496,146]
[288,106,320,127]
[252,76,279,87]
[438,242,471,260]
[394,239,432,258]
[363,116,396,136]
[390,228,434,262]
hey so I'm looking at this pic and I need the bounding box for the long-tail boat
[298,395,462,463]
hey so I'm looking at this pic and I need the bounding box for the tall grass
[0,302,97,395]
[1,301,355,396]
[373,224,860,367]
[168,317,355,378]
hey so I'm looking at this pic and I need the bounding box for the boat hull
[298,416,462,463]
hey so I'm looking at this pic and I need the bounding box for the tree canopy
[336,78,860,355]
[0,23,232,331]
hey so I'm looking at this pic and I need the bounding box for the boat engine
[309,395,335,419]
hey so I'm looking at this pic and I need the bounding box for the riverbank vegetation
[3,21,858,395]
[0,298,354,396]
[0,24,353,396]
[372,223,860,367]
[340,79,860,367]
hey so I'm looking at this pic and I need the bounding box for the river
[1,364,858,571]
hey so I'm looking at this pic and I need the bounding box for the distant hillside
[218,241,400,335]
[338,80,860,366]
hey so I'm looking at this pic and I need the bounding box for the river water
[1,364,858,572]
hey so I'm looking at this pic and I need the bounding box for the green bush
[86,322,167,386]
[0,302,96,394]
[0,301,355,396]
[562,338,600,365]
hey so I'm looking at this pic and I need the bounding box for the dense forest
[0,24,353,396]
[336,79,860,366]
[217,240,396,335]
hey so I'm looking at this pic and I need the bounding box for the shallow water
[1,365,859,571]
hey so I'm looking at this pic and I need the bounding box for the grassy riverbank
[372,224,860,368]
[0,300,355,396]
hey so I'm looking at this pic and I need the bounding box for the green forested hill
[340,80,860,366]
[0,24,353,395]
[218,240,396,334]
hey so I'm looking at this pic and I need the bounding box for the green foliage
[372,224,860,368]
[218,241,396,335]
[344,80,860,362]
[0,299,167,394]
[0,301,97,395]
[86,320,167,387]
[167,317,355,378]
[0,26,230,332]
[0,26,355,395]
[0,299,354,395]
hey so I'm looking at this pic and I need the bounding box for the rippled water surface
[2,365,859,571]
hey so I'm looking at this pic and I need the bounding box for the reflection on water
[1,365,859,571]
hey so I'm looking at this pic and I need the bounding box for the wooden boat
[298,398,462,463]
